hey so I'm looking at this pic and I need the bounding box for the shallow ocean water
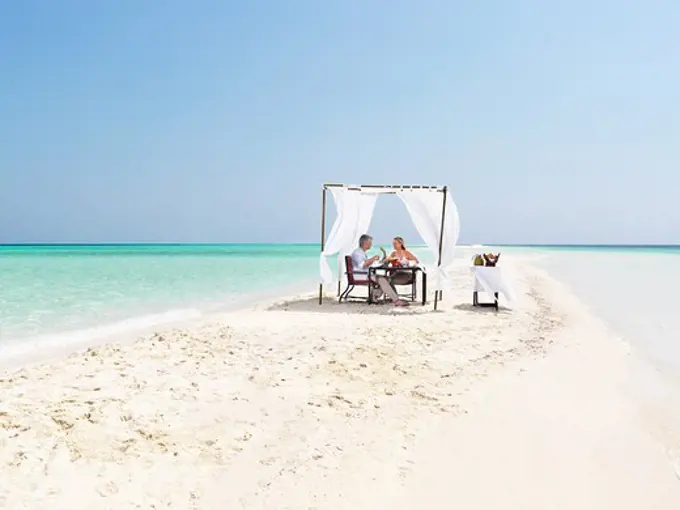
[0,243,435,351]
[0,244,320,345]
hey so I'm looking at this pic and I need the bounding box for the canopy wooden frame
[319,184,448,310]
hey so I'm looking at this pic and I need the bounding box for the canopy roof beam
[323,183,444,192]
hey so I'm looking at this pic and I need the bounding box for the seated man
[351,234,409,307]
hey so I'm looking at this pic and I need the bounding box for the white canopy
[318,184,460,306]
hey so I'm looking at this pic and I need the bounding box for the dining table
[367,264,427,305]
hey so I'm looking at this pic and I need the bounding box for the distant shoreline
[478,244,680,250]
[0,242,320,247]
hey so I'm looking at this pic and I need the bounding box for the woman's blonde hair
[394,236,406,249]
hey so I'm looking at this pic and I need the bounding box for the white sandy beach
[1,254,679,509]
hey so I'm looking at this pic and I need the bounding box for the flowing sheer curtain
[319,188,377,284]
[397,189,460,290]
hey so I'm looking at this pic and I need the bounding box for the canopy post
[433,186,448,310]
[318,186,327,305]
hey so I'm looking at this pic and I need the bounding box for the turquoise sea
[0,244,322,347]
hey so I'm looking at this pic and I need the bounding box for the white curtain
[319,188,377,284]
[472,267,516,303]
[398,189,460,290]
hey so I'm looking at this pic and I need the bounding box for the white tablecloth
[470,266,516,303]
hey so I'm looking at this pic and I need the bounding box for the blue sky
[1,0,679,244]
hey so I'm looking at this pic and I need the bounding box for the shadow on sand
[453,303,512,315]
[267,296,438,316]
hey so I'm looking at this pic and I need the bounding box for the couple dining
[350,234,419,307]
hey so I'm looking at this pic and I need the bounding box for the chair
[390,268,418,302]
[339,255,375,302]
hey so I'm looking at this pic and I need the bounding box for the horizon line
[2,242,679,248]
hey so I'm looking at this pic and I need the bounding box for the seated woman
[387,236,419,286]
[388,236,419,266]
